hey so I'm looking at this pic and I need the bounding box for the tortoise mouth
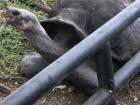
[0,9,13,24]
[2,10,26,31]
[0,8,20,26]
[0,9,9,25]
[0,9,5,15]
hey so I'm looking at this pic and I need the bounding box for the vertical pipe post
[95,43,117,105]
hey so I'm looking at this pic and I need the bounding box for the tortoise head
[3,7,41,31]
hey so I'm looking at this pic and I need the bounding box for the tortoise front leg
[20,52,98,95]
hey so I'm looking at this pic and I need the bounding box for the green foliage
[0,26,33,77]
[0,0,53,77]
[0,0,7,9]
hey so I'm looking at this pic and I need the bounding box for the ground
[0,75,140,105]
[0,0,140,105]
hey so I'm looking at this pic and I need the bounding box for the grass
[0,0,53,77]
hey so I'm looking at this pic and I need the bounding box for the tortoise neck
[24,25,51,41]
[23,25,66,60]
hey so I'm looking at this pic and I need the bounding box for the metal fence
[1,0,140,105]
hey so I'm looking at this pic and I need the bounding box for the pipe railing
[1,0,140,105]
[83,50,140,105]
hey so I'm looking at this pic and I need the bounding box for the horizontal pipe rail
[83,89,112,105]
[1,0,140,105]
[115,50,140,90]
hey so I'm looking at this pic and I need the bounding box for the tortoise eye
[12,11,20,16]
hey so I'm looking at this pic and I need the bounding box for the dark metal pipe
[1,1,140,105]
[71,49,140,94]
[96,44,115,91]
[78,50,140,91]
[95,44,117,105]
[83,89,112,105]
[115,50,140,90]
[82,50,140,105]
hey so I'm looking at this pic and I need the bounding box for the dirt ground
[0,75,140,105]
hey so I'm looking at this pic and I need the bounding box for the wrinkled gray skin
[5,0,140,95]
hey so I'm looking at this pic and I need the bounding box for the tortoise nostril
[12,11,20,16]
